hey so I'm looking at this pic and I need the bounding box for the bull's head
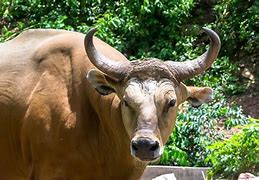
[85,28,220,162]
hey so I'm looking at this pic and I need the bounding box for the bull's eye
[168,99,176,108]
[123,99,129,107]
[165,98,176,112]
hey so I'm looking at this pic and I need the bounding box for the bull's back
[0,29,69,101]
[0,29,70,124]
[0,29,74,178]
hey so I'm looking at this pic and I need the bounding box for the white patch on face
[123,79,172,105]
[143,80,158,94]
[123,80,144,107]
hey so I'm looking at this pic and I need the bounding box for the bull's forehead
[124,78,176,104]
[126,59,178,82]
[126,79,159,95]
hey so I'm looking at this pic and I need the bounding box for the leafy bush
[212,0,258,58]
[159,99,248,166]
[94,0,196,58]
[206,118,259,179]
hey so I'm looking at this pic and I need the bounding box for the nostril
[131,141,138,151]
[149,141,159,152]
[132,144,138,151]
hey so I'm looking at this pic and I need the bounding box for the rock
[238,173,259,180]
[152,173,177,180]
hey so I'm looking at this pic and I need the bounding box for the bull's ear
[186,86,213,107]
[86,69,118,95]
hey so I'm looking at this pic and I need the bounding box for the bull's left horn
[165,27,221,81]
[84,28,131,80]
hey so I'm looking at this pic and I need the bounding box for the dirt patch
[230,91,259,118]
[230,57,258,119]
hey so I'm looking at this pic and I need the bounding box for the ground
[230,63,258,119]
[231,92,259,118]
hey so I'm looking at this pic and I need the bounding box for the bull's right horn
[84,28,131,80]
[165,27,221,82]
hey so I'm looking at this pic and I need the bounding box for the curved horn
[165,27,221,81]
[84,28,131,79]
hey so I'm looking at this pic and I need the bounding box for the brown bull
[0,27,220,179]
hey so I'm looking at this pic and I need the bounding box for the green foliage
[159,100,248,166]
[212,0,259,57]
[94,0,196,57]
[206,118,259,179]
[160,144,190,166]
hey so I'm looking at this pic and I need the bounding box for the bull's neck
[84,89,147,172]
[87,91,129,146]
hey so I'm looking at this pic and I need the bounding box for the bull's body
[0,29,144,179]
[0,27,220,179]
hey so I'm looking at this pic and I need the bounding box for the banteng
[0,27,220,179]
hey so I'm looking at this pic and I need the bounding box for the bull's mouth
[131,151,162,162]
[135,156,160,162]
